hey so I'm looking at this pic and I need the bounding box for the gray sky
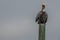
[0,0,60,40]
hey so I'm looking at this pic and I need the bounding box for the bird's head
[42,3,46,11]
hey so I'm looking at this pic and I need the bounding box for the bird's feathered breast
[35,11,48,24]
[40,11,48,24]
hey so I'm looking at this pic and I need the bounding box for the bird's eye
[42,5,45,8]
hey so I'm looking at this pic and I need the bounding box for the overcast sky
[0,0,60,40]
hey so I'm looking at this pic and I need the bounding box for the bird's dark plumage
[35,11,48,24]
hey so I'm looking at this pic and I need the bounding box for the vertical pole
[39,24,45,40]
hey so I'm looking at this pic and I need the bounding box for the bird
[35,3,48,24]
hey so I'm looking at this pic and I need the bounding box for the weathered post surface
[39,24,45,40]
[35,3,48,40]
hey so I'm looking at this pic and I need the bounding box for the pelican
[35,3,48,24]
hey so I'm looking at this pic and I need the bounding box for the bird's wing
[35,11,42,22]
[43,12,48,23]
